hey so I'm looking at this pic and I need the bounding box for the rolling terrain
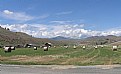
[1,27,121,65]
[0,27,65,46]
[1,45,121,65]
[58,35,121,45]
[1,26,121,47]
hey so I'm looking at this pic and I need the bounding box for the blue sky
[0,0,121,38]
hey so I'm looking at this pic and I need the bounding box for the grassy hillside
[0,27,64,46]
[60,35,121,45]
[1,26,121,47]
[82,35,121,45]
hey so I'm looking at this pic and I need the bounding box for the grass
[1,46,121,65]
[0,47,81,56]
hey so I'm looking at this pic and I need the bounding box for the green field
[1,46,121,65]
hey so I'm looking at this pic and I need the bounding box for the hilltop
[1,26,121,46]
[58,35,121,45]
[0,27,64,46]
[50,36,71,40]
[82,35,121,45]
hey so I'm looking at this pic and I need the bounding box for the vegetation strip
[1,46,121,65]
[82,49,100,63]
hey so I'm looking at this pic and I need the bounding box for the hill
[50,36,71,40]
[1,26,121,46]
[82,35,121,45]
[0,27,64,46]
[59,35,121,45]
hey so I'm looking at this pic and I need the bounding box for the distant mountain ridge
[1,26,121,46]
[50,36,71,40]
[0,27,64,46]
[58,35,121,45]
[79,35,121,45]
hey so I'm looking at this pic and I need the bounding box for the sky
[0,0,121,38]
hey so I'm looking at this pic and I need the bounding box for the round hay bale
[82,46,86,49]
[34,46,37,50]
[43,46,48,51]
[73,45,77,49]
[4,46,11,53]
[94,46,98,49]
[112,46,118,51]
[11,46,15,50]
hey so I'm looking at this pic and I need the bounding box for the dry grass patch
[3,55,69,63]
[0,55,9,61]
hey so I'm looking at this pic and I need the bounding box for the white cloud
[3,10,13,15]
[0,10,34,22]
[38,14,50,19]
[0,24,121,39]
[56,11,72,15]
[100,29,121,36]
[0,10,50,22]
[50,20,72,24]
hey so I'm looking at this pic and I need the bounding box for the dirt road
[1,64,121,74]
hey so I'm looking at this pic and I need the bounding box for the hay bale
[82,46,86,49]
[94,46,98,49]
[4,46,11,53]
[43,46,48,51]
[64,46,68,49]
[11,46,15,50]
[34,46,37,50]
[101,45,104,48]
[73,45,77,49]
[112,46,118,51]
